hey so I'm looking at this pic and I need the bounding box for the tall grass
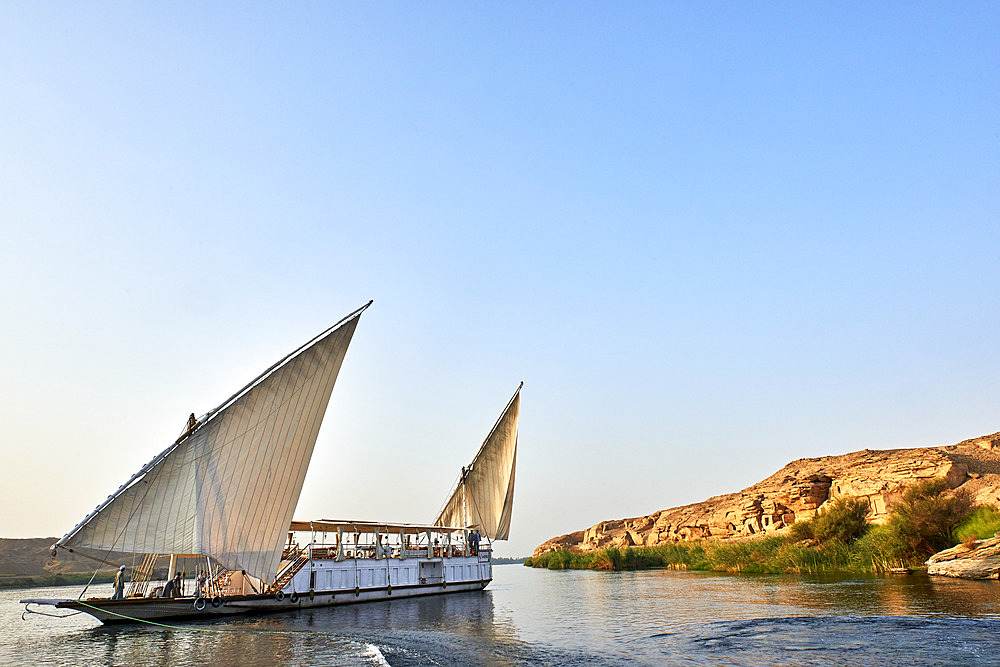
[527,538,873,574]
[954,506,1000,543]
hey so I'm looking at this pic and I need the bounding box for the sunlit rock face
[927,536,1000,579]
[534,432,1000,557]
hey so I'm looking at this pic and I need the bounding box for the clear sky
[1,3,997,558]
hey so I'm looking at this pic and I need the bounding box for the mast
[462,479,468,529]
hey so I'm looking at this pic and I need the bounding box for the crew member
[470,530,480,554]
[113,565,127,599]
[161,573,182,598]
[194,570,207,598]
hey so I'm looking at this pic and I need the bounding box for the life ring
[211,596,223,608]
[275,590,285,601]
[354,586,360,597]
[194,597,206,611]
[290,591,299,603]
[309,589,315,601]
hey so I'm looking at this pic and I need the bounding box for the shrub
[546,549,573,569]
[785,497,869,545]
[812,497,870,544]
[788,518,815,542]
[886,479,973,561]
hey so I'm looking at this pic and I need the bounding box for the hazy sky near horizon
[1,3,997,557]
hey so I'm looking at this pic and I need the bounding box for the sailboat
[22,303,522,625]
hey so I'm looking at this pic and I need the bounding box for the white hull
[24,553,492,625]
[40,580,490,625]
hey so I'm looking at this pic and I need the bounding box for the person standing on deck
[161,573,182,598]
[112,566,126,599]
[194,571,207,598]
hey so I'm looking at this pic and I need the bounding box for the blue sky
[1,3,997,557]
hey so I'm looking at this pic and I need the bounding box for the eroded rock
[927,536,1000,579]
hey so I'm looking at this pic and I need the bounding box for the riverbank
[528,483,1000,576]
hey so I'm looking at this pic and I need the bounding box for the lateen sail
[55,303,370,583]
[435,383,521,540]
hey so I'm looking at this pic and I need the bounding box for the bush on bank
[525,479,977,574]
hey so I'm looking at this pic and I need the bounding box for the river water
[4,565,1000,665]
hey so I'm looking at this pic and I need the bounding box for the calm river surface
[5,564,1000,665]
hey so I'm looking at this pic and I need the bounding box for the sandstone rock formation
[0,538,143,578]
[927,535,1000,579]
[535,432,1000,556]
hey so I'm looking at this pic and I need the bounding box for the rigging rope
[21,604,83,620]
[74,600,232,633]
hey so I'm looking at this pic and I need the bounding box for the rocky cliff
[535,432,1000,556]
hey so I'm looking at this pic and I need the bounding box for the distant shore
[491,557,526,565]
[0,573,114,589]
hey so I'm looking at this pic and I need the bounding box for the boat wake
[642,615,1000,665]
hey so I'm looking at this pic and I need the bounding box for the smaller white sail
[435,383,521,540]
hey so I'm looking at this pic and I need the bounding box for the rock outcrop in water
[926,536,1000,579]
[534,432,1000,556]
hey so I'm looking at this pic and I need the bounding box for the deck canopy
[54,303,370,584]
[290,520,472,535]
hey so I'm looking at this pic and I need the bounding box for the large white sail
[56,304,369,583]
[435,384,521,540]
